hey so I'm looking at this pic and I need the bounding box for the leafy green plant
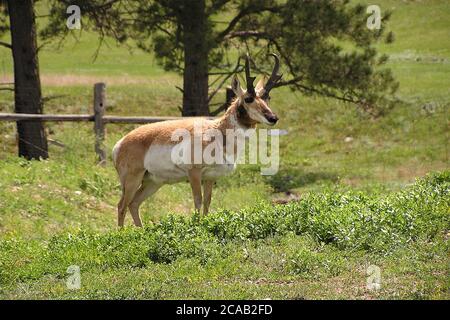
[1,171,447,289]
[79,172,118,198]
[287,247,346,278]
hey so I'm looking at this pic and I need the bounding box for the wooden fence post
[93,82,106,166]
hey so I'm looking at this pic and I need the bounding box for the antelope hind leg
[129,176,161,227]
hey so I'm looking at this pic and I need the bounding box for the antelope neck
[217,99,257,132]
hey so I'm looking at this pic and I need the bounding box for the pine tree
[42,0,398,116]
[1,0,48,160]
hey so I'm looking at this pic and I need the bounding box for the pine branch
[216,5,280,41]
[208,57,242,103]
[0,41,12,49]
[210,102,229,116]
[224,30,269,40]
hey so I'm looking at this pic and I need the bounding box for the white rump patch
[112,137,124,164]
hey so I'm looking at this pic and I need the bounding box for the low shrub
[0,171,447,286]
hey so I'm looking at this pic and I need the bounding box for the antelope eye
[244,97,254,104]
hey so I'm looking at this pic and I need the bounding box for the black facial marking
[238,103,247,116]
[244,97,254,104]
[236,103,257,128]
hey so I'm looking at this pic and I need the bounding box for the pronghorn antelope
[112,54,282,227]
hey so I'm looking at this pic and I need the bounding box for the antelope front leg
[202,180,214,215]
[188,167,203,213]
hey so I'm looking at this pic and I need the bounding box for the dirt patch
[376,162,448,183]
[0,74,178,87]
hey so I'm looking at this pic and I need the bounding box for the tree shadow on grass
[264,168,339,193]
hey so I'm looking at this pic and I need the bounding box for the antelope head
[231,53,282,126]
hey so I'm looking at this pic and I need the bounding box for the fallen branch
[48,138,66,148]
[42,94,69,103]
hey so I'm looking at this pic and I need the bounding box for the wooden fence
[0,82,212,165]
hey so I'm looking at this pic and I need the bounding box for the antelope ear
[231,75,244,97]
[255,76,266,96]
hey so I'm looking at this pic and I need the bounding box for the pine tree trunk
[181,0,209,116]
[7,0,48,160]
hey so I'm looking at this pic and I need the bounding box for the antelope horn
[261,53,282,99]
[245,53,256,97]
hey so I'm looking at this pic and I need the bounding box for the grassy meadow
[0,0,449,299]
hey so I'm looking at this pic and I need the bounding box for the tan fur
[113,80,278,227]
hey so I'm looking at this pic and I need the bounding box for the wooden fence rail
[0,82,212,165]
[0,113,185,123]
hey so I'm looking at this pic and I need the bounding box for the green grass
[0,0,449,299]
[1,172,448,299]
